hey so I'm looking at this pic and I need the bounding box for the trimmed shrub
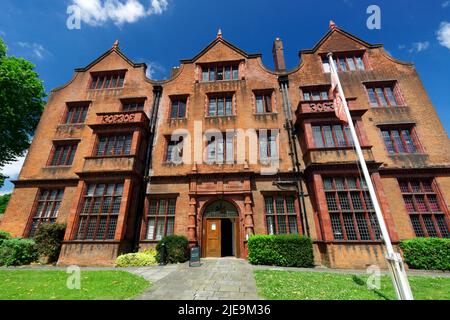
[156,235,189,264]
[34,223,66,263]
[116,249,158,267]
[0,230,11,245]
[248,234,314,267]
[0,238,38,266]
[400,238,450,271]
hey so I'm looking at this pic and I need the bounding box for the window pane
[171,101,179,119]
[325,193,338,211]
[330,213,344,240]
[356,213,371,240]
[347,57,356,71]
[208,99,216,116]
[224,66,231,80]
[265,197,274,214]
[367,88,378,107]
[256,95,264,113]
[410,215,425,237]
[333,125,346,147]
[312,126,324,148]
[179,101,186,118]
[303,92,311,101]
[401,130,416,153]
[339,58,347,71]
[266,216,275,235]
[376,88,388,106]
[435,215,449,238]
[385,87,398,106]
[356,57,365,70]
[146,218,155,240]
[202,68,209,82]
[288,216,298,234]
[232,66,239,80]
[277,215,287,234]
[343,213,357,240]
[225,97,233,115]
[423,215,438,237]
[322,59,331,73]
[323,126,335,147]
[382,131,395,154]
[391,130,406,153]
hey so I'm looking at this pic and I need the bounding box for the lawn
[0,270,150,300]
[254,270,450,300]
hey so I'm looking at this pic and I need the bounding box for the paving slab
[135,257,259,300]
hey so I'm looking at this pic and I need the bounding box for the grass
[254,270,450,300]
[0,270,150,300]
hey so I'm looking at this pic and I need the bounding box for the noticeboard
[189,246,201,267]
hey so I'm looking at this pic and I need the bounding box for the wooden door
[206,219,221,257]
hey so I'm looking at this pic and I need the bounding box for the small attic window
[321,52,366,73]
[201,62,239,82]
[90,70,126,89]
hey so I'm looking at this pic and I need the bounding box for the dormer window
[322,53,366,73]
[90,71,126,89]
[201,63,239,82]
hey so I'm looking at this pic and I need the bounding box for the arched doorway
[202,200,239,258]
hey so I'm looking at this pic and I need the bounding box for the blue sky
[0,0,449,194]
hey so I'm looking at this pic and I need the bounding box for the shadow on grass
[352,275,391,300]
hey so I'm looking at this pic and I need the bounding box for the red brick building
[1,25,449,268]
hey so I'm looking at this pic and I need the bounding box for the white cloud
[16,42,50,60]
[142,60,166,79]
[442,1,450,8]
[409,41,430,53]
[437,21,450,50]
[72,0,168,26]
[1,156,25,179]
[398,41,430,53]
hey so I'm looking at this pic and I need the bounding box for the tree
[0,193,11,214]
[0,38,46,187]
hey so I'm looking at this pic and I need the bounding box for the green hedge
[248,234,314,267]
[34,223,66,263]
[116,249,158,267]
[0,230,11,246]
[400,238,450,271]
[156,235,189,264]
[0,238,38,266]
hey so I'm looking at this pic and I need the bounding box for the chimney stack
[272,37,286,72]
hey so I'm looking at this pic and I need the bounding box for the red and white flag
[329,56,348,124]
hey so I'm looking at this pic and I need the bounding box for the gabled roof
[180,33,261,64]
[299,25,382,55]
[74,41,146,72]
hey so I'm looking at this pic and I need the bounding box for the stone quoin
[1,24,449,268]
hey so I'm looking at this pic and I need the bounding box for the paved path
[135,258,259,300]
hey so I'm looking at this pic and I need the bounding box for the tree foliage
[0,193,11,214]
[0,37,46,187]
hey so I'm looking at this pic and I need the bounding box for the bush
[248,234,314,267]
[156,235,189,264]
[34,223,66,263]
[0,238,38,266]
[0,230,11,245]
[115,249,158,267]
[400,238,450,271]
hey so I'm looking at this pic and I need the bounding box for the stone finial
[192,162,198,172]
[329,20,337,30]
[244,160,249,170]
[217,28,222,39]
[113,40,120,50]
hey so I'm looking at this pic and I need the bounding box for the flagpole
[328,53,414,300]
